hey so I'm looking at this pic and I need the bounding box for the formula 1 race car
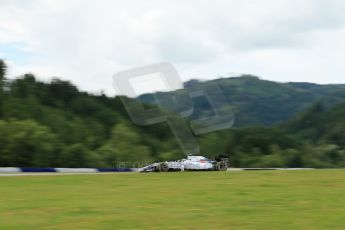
[139,155,229,172]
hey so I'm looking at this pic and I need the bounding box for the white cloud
[1,0,345,95]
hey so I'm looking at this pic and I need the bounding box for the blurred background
[1,0,345,168]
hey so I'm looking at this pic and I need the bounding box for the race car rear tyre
[157,163,169,172]
[215,162,227,171]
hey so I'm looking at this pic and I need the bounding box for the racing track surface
[0,168,322,176]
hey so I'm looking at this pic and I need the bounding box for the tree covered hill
[0,61,181,167]
[222,101,345,169]
[1,59,345,168]
[283,101,345,148]
[139,75,345,126]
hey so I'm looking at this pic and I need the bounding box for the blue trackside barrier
[20,168,57,172]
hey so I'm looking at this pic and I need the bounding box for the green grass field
[1,170,345,230]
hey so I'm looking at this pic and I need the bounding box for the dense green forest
[1,59,345,168]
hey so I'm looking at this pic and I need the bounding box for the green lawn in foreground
[0,170,345,230]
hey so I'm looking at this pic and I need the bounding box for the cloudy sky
[1,0,345,95]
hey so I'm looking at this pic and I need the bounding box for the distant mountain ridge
[138,75,345,127]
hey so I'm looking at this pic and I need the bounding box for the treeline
[200,125,345,168]
[0,60,183,167]
[0,59,345,168]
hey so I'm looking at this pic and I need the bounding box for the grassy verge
[0,170,345,229]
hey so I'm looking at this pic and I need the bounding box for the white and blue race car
[140,155,229,172]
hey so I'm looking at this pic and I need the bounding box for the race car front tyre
[215,162,227,171]
[156,163,169,172]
